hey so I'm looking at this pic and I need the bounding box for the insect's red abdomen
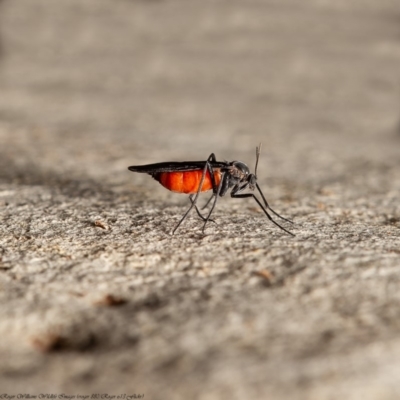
[158,170,221,194]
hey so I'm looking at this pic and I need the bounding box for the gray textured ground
[0,0,400,398]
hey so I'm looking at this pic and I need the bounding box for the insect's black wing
[128,161,227,174]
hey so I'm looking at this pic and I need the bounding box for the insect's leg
[256,183,294,224]
[172,161,210,235]
[189,195,217,224]
[200,155,228,233]
[207,153,217,163]
[201,193,215,210]
[206,153,220,193]
[201,178,224,233]
[231,189,295,236]
[198,152,219,210]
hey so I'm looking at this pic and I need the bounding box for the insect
[128,145,294,236]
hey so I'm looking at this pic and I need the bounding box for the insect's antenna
[255,143,262,177]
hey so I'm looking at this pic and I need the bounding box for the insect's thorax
[215,161,254,196]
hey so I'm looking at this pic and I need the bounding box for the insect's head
[226,144,262,190]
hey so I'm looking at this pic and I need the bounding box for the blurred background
[1,0,398,192]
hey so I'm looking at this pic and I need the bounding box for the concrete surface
[0,0,400,398]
